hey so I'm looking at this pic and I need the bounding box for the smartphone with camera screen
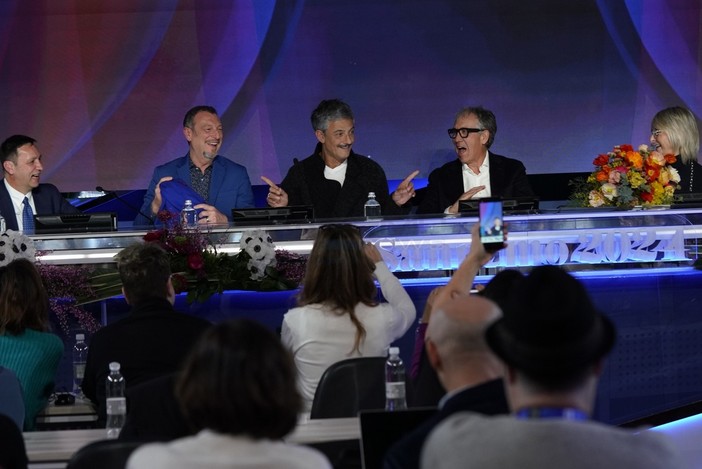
[479,198,505,250]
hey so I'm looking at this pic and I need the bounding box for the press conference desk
[24,417,360,468]
[35,398,98,430]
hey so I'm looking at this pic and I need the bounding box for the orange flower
[619,144,634,152]
[595,170,608,182]
[664,153,677,164]
[624,150,643,169]
[646,165,660,181]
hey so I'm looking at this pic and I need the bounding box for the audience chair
[0,366,25,430]
[0,413,27,469]
[66,439,143,469]
[310,357,387,419]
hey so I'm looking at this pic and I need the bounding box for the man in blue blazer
[134,105,255,226]
[0,135,80,232]
[417,106,534,215]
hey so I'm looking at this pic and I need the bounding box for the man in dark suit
[81,243,211,425]
[417,106,534,214]
[384,224,509,469]
[0,135,80,232]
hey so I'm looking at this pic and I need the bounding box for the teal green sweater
[0,329,63,430]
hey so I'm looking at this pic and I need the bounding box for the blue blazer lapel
[175,156,191,184]
[207,157,225,205]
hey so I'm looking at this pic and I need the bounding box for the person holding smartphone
[417,106,534,215]
[479,198,506,248]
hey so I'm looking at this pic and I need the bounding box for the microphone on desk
[95,186,153,225]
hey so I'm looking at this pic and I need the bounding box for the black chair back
[66,439,143,469]
[310,357,387,419]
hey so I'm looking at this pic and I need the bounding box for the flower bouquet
[142,211,306,303]
[570,144,680,208]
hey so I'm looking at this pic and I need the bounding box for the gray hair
[651,106,700,164]
[310,99,354,131]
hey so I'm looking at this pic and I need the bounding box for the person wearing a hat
[421,265,682,469]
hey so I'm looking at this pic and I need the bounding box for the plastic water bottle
[364,192,382,219]
[105,362,126,439]
[72,333,88,397]
[0,213,6,233]
[385,347,407,411]
[181,199,197,228]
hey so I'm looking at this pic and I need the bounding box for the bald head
[426,294,503,391]
[428,294,502,358]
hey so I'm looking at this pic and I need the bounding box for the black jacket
[417,153,534,214]
[280,143,406,219]
[81,298,211,424]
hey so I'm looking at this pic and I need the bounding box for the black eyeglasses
[448,128,484,139]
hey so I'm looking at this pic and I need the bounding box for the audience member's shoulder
[27,329,64,350]
[425,411,484,447]
[588,422,683,466]
[172,310,211,327]
[276,442,332,469]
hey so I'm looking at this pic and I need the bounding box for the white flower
[668,166,681,184]
[588,190,605,207]
[0,230,35,266]
[638,144,649,153]
[601,183,618,201]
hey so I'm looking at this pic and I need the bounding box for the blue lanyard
[516,407,589,421]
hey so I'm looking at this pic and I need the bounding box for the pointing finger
[260,176,279,189]
[400,170,420,186]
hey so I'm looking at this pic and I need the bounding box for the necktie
[22,197,34,234]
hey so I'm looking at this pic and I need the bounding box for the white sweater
[281,262,416,412]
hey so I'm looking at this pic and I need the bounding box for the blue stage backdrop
[0,1,699,194]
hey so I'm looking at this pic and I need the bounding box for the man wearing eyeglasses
[417,106,533,214]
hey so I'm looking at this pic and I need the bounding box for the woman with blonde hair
[650,106,702,193]
[0,258,63,430]
[282,224,416,412]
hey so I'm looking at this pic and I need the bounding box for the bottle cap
[368,192,376,198]
[109,362,121,371]
[76,333,85,341]
[389,346,399,356]
[184,199,192,204]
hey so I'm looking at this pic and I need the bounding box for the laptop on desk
[459,196,540,215]
[231,205,314,226]
[672,192,702,209]
[359,408,436,469]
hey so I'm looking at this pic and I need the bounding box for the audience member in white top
[127,319,331,469]
[282,223,416,412]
